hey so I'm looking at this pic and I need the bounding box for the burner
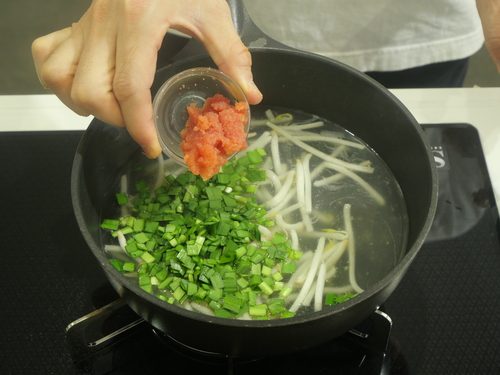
[3,125,500,374]
[65,298,392,375]
[151,328,264,367]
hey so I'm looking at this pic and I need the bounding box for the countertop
[1,87,499,208]
[1,88,499,374]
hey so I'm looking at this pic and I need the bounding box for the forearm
[476,0,500,71]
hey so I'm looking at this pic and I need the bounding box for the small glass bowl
[153,67,251,166]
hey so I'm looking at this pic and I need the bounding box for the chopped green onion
[101,219,120,231]
[140,252,155,263]
[123,262,135,272]
[101,148,307,320]
[325,292,358,306]
[214,308,233,319]
[116,193,128,205]
[223,294,244,314]
[249,304,267,317]
[109,259,123,271]
[281,261,297,274]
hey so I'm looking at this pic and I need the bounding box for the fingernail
[246,80,263,104]
[141,145,155,159]
[141,142,163,159]
[248,80,262,95]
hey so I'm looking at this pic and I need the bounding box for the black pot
[71,0,438,357]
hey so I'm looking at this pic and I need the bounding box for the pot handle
[65,299,147,365]
[227,0,287,49]
[164,0,289,66]
[66,299,392,371]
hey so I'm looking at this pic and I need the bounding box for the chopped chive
[214,308,233,319]
[100,148,305,320]
[223,295,243,314]
[247,149,264,164]
[249,304,267,317]
[140,252,155,263]
[101,219,120,230]
[325,292,358,306]
[109,259,123,271]
[116,193,128,205]
[281,261,297,274]
[281,311,296,319]
[258,281,274,296]
[133,232,150,244]
[122,262,135,272]
[279,286,293,298]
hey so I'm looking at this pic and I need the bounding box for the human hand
[32,0,263,159]
[476,0,500,72]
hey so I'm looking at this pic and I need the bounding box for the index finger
[191,2,263,105]
[113,12,169,159]
[32,27,73,87]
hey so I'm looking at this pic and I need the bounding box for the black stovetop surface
[0,123,499,374]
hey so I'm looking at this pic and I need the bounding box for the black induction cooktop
[0,123,498,374]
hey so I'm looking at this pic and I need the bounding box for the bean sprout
[300,230,348,241]
[281,121,324,130]
[265,169,282,192]
[258,225,273,241]
[180,302,194,311]
[290,229,299,251]
[238,313,252,320]
[266,122,374,173]
[104,244,131,263]
[261,154,273,171]
[281,134,365,149]
[323,285,355,294]
[300,206,314,232]
[266,187,297,216]
[287,251,314,287]
[104,244,122,252]
[191,302,215,316]
[271,131,283,175]
[172,165,189,177]
[117,230,127,251]
[317,162,385,206]
[265,109,275,121]
[302,281,317,306]
[269,202,303,217]
[289,237,326,312]
[314,263,327,312]
[323,240,348,270]
[266,170,295,207]
[295,159,305,206]
[238,131,272,156]
[255,184,274,203]
[309,146,346,180]
[302,153,313,213]
[343,204,364,294]
[153,154,165,191]
[275,214,305,231]
[313,160,372,187]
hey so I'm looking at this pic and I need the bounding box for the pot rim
[71,58,438,331]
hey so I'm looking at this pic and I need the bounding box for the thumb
[191,2,263,105]
[214,41,264,105]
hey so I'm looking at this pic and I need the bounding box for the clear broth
[100,104,409,316]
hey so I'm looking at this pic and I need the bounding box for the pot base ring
[152,328,264,365]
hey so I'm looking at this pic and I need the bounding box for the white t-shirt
[243,0,484,72]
